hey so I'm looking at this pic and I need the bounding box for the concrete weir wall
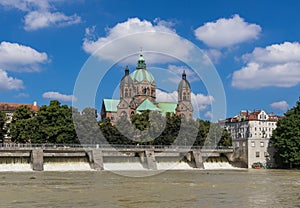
[0,147,234,171]
[31,149,44,171]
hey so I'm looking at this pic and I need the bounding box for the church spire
[125,66,129,76]
[182,70,186,80]
[137,48,146,69]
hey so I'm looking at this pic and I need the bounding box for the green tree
[0,110,6,140]
[271,98,300,168]
[73,107,106,144]
[218,129,232,147]
[10,100,79,144]
[35,100,78,144]
[11,105,34,121]
[9,106,36,143]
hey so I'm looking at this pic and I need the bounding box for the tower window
[183,92,186,101]
[129,88,132,97]
[125,88,128,97]
[143,88,147,94]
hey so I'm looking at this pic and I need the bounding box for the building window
[242,142,246,147]
[183,92,186,101]
[236,141,239,147]
[260,141,264,147]
[125,88,128,97]
[264,152,269,157]
[256,152,260,157]
[251,141,255,147]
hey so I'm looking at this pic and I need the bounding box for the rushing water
[0,169,299,208]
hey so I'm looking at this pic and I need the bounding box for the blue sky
[0,0,299,120]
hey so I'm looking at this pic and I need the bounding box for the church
[100,53,194,123]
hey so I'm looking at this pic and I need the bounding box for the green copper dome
[130,69,155,83]
[130,53,155,83]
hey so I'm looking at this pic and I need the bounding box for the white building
[222,110,280,168]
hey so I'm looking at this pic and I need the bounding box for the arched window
[183,92,186,101]
[143,87,147,94]
[129,88,132,97]
[125,88,128,97]
[147,87,150,95]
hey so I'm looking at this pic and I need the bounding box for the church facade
[101,53,193,123]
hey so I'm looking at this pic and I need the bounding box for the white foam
[156,162,194,170]
[203,161,238,170]
[0,164,32,172]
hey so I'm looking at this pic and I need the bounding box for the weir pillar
[31,149,44,171]
[145,150,157,170]
[89,149,104,170]
[192,151,204,169]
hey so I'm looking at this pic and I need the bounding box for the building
[101,53,194,123]
[222,110,280,168]
[0,101,40,143]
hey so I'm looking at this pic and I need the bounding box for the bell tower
[176,71,193,119]
[117,66,136,118]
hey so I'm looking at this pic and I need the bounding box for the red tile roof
[0,102,40,112]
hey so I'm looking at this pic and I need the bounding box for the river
[0,169,299,208]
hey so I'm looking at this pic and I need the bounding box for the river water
[0,170,299,208]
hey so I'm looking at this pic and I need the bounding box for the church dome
[130,53,155,83]
[130,69,155,83]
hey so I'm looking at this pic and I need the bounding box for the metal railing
[0,143,233,151]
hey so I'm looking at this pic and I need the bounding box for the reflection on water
[0,170,299,208]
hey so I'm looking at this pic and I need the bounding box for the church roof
[136,98,161,112]
[130,53,155,83]
[178,70,191,90]
[103,99,119,112]
[131,69,155,83]
[157,102,177,115]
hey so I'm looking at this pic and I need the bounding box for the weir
[0,144,235,171]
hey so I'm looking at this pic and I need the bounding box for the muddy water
[0,169,299,208]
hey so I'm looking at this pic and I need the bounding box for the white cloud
[0,41,48,72]
[156,89,177,102]
[0,0,81,30]
[167,65,200,83]
[156,89,213,111]
[15,92,29,98]
[24,11,81,31]
[232,42,300,89]
[270,101,289,111]
[203,49,222,63]
[243,42,300,64]
[0,69,24,91]
[82,18,193,63]
[204,111,213,119]
[194,14,261,48]
[191,93,214,111]
[43,91,76,102]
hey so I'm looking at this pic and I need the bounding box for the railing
[0,143,233,151]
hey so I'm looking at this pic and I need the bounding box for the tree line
[0,100,231,147]
[271,98,300,169]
